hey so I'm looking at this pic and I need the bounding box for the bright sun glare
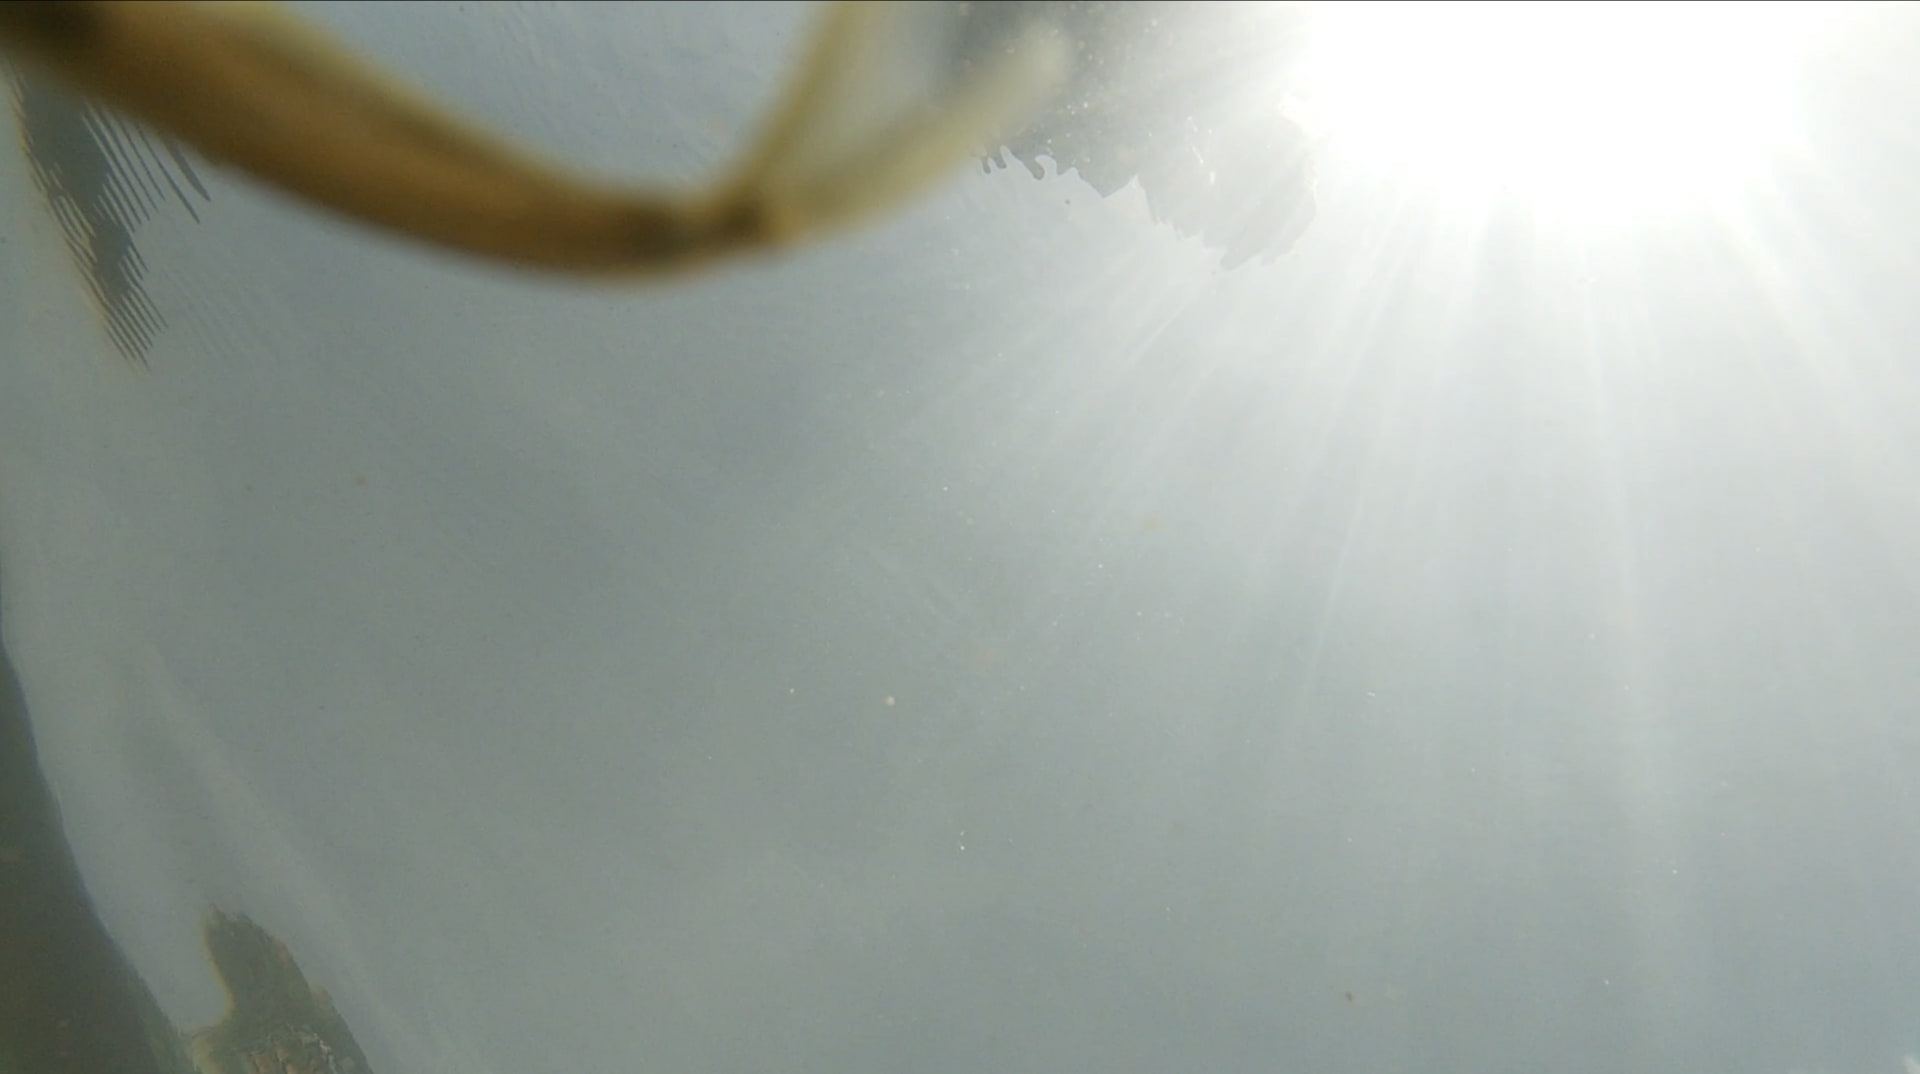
[1294,1,1834,216]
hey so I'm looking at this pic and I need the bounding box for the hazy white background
[5,3,1920,1072]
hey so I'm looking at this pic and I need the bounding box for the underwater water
[5,3,1920,1073]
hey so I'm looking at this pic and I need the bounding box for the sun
[1292,1,1837,217]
